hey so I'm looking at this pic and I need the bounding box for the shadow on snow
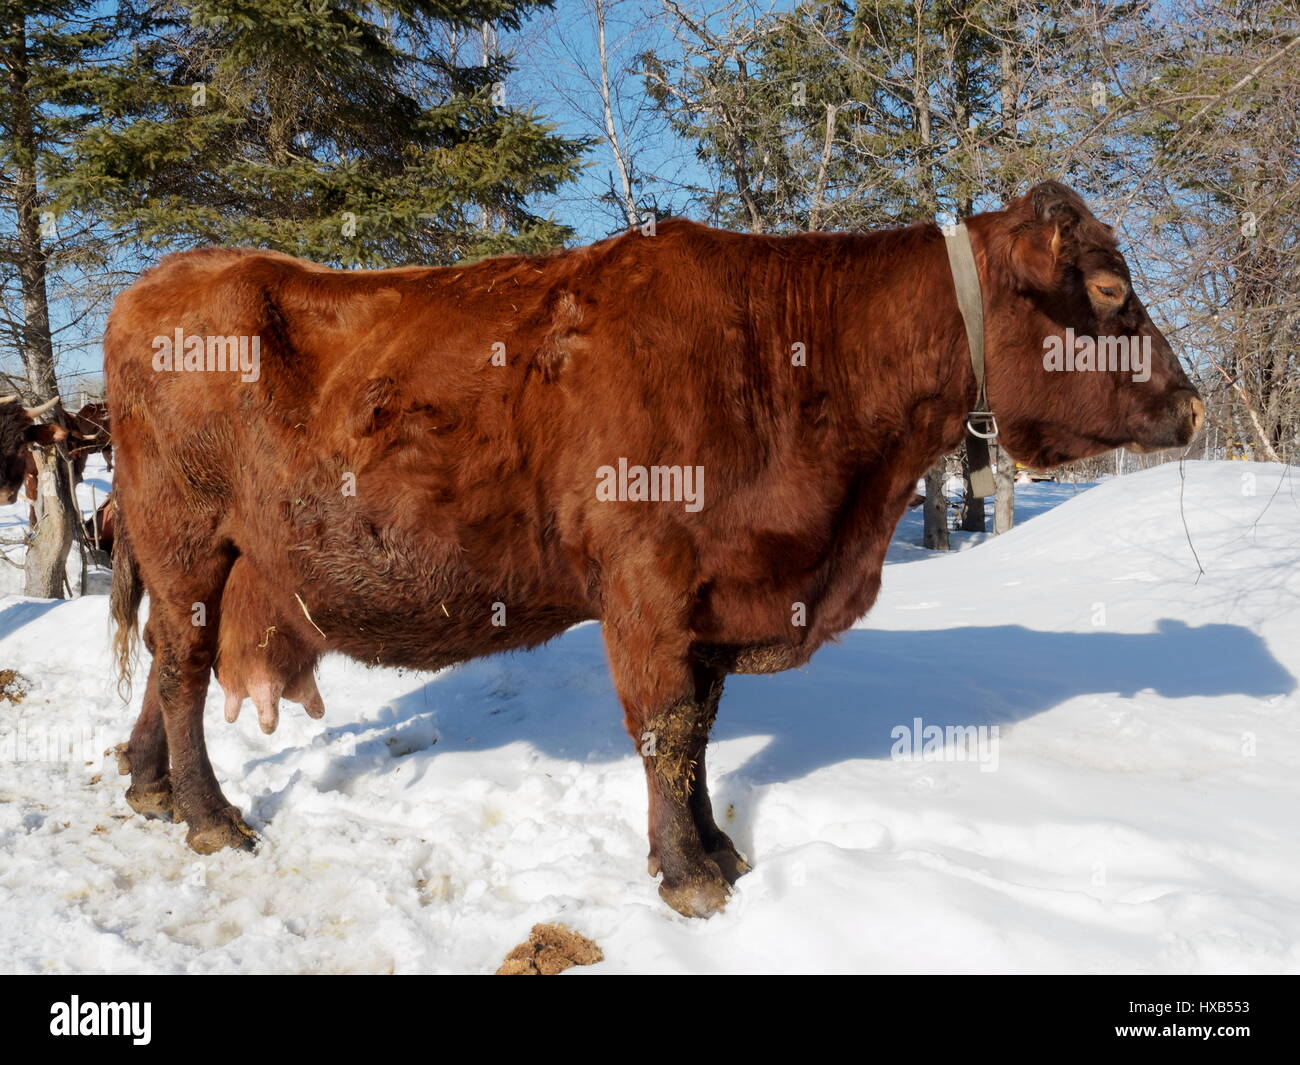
[288,617,1295,792]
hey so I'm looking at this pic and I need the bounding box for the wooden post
[993,442,1015,534]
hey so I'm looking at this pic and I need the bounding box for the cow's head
[978,181,1203,468]
[73,403,110,445]
[0,395,66,504]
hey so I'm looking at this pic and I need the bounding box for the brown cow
[0,395,66,505]
[21,401,113,528]
[83,494,116,553]
[70,401,112,472]
[105,182,1202,917]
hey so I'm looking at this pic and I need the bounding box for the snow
[1,459,1298,974]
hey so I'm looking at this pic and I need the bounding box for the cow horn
[25,396,61,418]
[0,394,19,404]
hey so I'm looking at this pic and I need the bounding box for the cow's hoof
[708,846,752,885]
[659,866,731,919]
[125,782,174,821]
[186,809,258,855]
[700,827,751,884]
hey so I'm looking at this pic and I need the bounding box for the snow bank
[1,460,1297,973]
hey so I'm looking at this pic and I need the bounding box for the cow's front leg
[603,581,732,918]
[686,662,750,885]
[636,689,731,918]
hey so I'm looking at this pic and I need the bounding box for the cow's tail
[110,498,143,701]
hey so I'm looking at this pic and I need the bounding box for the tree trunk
[914,6,947,553]
[594,0,638,228]
[912,0,934,216]
[993,442,1015,534]
[7,17,74,597]
[8,19,57,400]
[24,447,75,599]
[923,461,950,550]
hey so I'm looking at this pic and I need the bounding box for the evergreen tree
[56,0,591,266]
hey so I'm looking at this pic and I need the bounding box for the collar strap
[942,221,997,498]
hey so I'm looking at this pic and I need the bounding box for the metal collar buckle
[966,411,999,440]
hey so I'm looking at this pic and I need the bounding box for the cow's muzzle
[1125,388,1204,454]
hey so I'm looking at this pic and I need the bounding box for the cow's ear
[25,422,68,446]
[1007,181,1084,292]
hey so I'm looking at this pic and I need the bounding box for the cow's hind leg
[686,663,750,885]
[114,620,171,819]
[118,684,171,818]
[148,553,254,853]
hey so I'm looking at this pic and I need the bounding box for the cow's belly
[286,552,593,670]
[321,592,592,671]
[234,499,593,672]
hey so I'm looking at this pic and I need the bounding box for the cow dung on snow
[0,669,29,703]
[496,923,603,975]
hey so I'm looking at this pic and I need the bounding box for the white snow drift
[0,460,1297,973]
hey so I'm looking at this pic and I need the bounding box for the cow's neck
[775,222,994,644]
[828,221,985,466]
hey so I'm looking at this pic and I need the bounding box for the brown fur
[84,494,115,552]
[69,402,112,471]
[0,404,37,505]
[103,182,1201,915]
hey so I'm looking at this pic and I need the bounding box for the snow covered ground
[1,459,1297,974]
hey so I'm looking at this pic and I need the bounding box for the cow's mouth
[1124,391,1204,454]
